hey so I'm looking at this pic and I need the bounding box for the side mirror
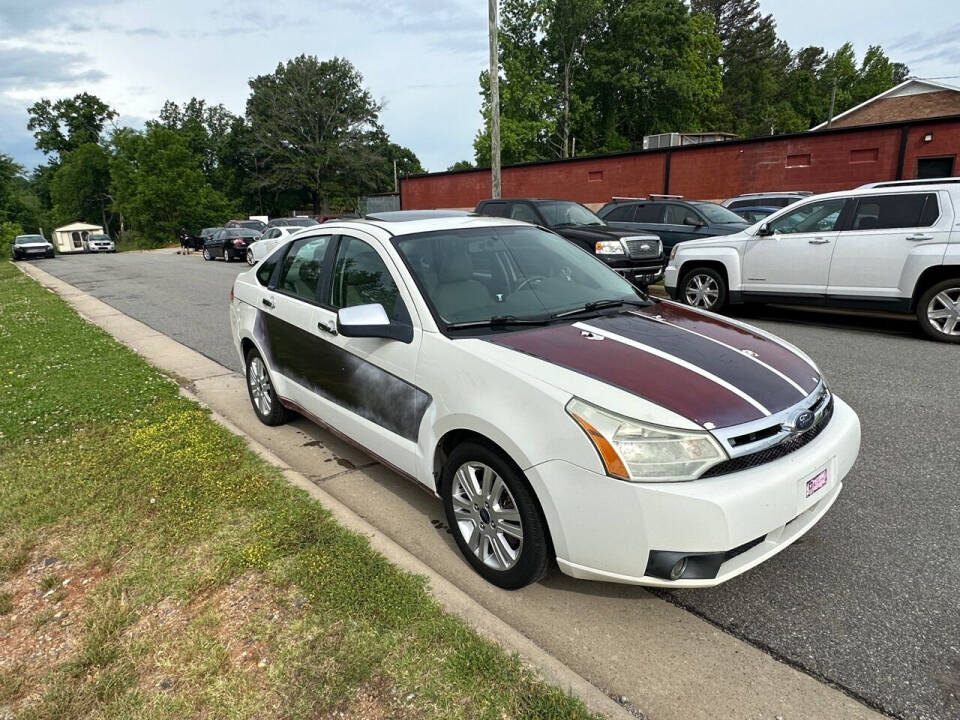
[683,215,703,227]
[337,303,413,343]
[757,222,772,236]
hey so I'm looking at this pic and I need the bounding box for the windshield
[537,201,605,227]
[395,225,646,327]
[15,235,45,244]
[692,202,747,224]
[88,234,110,241]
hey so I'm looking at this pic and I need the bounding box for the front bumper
[87,244,115,252]
[613,264,665,286]
[526,394,861,587]
[663,264,679,297]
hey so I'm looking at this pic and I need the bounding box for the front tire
[441,441,550,589]
[679,266,727,312]
[245,348,291,425]
[202,248,212,261]
[246,248,256,266]
[917,279,960,343]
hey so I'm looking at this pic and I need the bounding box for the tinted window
[329,236,401,317]
[664,204,695,224]
[851,193,938,230]
[767,198,846,234]
[479,202,508,218]
[603,205,635,222]
[277,235,332,301]
[727,200,752,210]
[537,201,604,227]
[633,204,664,222]
[508,203,539,223]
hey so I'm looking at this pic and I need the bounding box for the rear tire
[917,279,960,343]
[223,247,232,263]
[244,348,291,425]
[679,266,727,312]
[440,441,550,590]
[202,248,212,261]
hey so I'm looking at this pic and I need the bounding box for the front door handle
[317,320,337,336]
[808,238,831,245]
[906,234,933,241]
[262,298,275,308]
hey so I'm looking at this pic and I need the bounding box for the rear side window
[508,203,539,223]
[850,193,938,230]
[257,256,278,286]
[727,200,752,210]
[479,202,508,217]
[603,204,635,222]
[277,235,332,300]
[633,204,664,222]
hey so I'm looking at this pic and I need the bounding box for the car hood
[483,302,821,429]
[554,225,659,242]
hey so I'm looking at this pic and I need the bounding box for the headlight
[594,240,625,255]
[566,398,727,482]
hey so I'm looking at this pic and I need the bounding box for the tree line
[0,55,423,250]
[454,0,908,169]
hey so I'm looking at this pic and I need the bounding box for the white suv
[665,178,960,342]
[231,215,860,589]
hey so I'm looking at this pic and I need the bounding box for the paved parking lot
[33,250,960,720]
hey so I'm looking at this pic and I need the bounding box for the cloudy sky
[0,0,957,172]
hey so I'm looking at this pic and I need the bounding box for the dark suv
[597,198,749,253]
[474,198,664,288]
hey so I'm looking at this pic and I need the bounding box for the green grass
[0,261,597,720]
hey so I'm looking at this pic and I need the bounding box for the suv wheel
[245,348,291,425]
[440,441,550,589]
[202,247,212,261]
[917,279,960,343]
[680,267,727,311]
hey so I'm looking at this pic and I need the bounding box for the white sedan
[230,215,860,589]
[245,226,305,265]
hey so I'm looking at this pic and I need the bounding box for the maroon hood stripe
[634,303,821,394]
[489,324,765,428]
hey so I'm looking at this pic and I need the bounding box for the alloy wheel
[450,462,523,571]
[247,249,256,266]
[247,356,273,416]
[684,273,720,309]
[926,287,960,337]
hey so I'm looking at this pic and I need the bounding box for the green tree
[246,55,386,214]
[26,93,117,159]
[447,160,475,172]
[0,220,23,257]
[49,143,113,230]
[0,153,22,221]
[111,126,233,244]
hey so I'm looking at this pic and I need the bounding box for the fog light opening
[669,557,688,581]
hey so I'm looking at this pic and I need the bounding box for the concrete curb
[15,260,635,719]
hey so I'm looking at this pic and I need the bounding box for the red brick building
[401,111,960,210]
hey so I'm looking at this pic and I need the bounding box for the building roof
[53,222,104,232]
[811,78,960,130]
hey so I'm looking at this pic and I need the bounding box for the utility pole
[393,159,398,193]
[827,77,838,129]
[488,0,501,198]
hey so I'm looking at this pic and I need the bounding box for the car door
[309,230,425,477]
[827,192,949,300]
[741,196,848,296]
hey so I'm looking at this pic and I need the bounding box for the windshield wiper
[551,297,648,319]
[445,315,549,330]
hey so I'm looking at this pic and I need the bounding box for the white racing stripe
[573,321,773,417]
[630,311,808,398]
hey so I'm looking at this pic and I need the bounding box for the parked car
[246,226,304,266]
[665,177,960,342]
[84,233,115,253]
[231,215,860,589]
[474,198,664,288]
[597,197,750,254]
[264,216,320,229]
[731,206,779,224]
[722,192,812,211]
[10,234,54,260]
[226,218,267,233]
[204,228,261,262]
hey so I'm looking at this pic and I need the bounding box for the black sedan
[203,228,261,262]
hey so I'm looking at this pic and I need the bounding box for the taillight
[233,238,245,247]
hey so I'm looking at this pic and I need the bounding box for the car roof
[316,215,529,237]
[366,210,473,221]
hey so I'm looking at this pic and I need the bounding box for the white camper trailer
[52,222,104,254]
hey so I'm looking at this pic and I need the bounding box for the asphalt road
[34,250,960,720]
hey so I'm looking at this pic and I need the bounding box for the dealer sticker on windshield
[806,469,828,498]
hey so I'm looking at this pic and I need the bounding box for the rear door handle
[808,238,831,245]
[906,234,933,241]
[261,298,275,308]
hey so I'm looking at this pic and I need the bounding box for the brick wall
[401,117,960,209]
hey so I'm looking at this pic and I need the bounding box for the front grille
[622,237,660,259]
[702,397,834,478]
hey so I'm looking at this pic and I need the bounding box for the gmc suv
[665,178,960,343]
[475,198,664,288]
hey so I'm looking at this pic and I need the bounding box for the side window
[664,204,695,224]
[508,203,539,223]
[767,198,846,235]
[329,236,402,318]
[256,255,279,286]
[633,204,665,223]
[603,205,635,222]
[480,202,508,218]
[727,200,751,210]
[276,235,332,301]
[851,193,938,230]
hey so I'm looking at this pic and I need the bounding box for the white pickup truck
[665,177,960,342]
